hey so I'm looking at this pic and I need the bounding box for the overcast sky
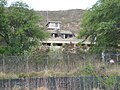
[8,0,98,11]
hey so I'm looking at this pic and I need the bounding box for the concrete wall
[47,22,60,30]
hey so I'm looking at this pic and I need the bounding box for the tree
[80,0,120,53]
[0,0,48,55]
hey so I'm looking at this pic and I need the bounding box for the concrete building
[46,21,61,30]
[42,21,91,50]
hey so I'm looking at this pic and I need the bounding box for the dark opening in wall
[53,43,62,46]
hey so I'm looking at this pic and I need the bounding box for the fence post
[2,54,5,73]
[116,54,119,72]
[102,51,105,63]
[24,52,30,89]
[83,53,86,90]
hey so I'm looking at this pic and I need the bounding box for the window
[55,23,58,27]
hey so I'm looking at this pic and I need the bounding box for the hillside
[37,9,85,33]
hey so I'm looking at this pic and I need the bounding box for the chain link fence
[0,52,120,90]
[0,76,120,90]
[0,52,102,73]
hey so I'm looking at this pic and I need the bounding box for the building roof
[46,21,61,26]
[47,30,73,34]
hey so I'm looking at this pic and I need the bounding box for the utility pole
[47,11,48,22]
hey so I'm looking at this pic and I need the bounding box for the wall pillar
[52,34,55,38]
[63,34,66,39]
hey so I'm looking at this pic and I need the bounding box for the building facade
[42,21,90,50]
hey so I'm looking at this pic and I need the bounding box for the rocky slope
[37,9,85,33]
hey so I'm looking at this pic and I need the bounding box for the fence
[0,52,119,74]
[0,52,120,90]
[0,52,102,73]
[0,76,120,90]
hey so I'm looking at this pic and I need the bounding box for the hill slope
[37,9,85,33]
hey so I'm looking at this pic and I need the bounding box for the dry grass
[1,62,120,79]
[0,72,18,79]
[37,87,48,90]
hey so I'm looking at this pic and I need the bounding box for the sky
[8,0,98,11]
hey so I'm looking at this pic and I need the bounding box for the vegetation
[38,9,85,33]
[0,0,48,55]
[29,46,50,71]
[0,0,119,89]
[80,0,120,53]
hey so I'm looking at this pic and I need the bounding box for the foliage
[103,75,117,89]
[0,0,48,55]
[98,74,117,90]
[82,62,96,75]
[29,46,50,71]
[80,0,120,53]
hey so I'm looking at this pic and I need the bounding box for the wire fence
[0,52,120,90]
[0,76,120,90]
[0,52,102,73]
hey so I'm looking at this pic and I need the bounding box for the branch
[0,33,4,37]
